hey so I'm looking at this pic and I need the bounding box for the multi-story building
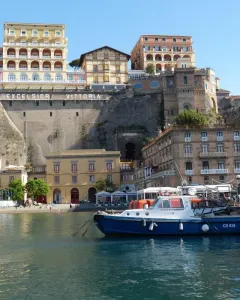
[131,35,195,73]
[140,125,240,188]
[129,67,218,116]
[79,46,130,85]
[0,47,2,82]
[2,22,68,88]
[0,165,27,189]
[45,149,120,204]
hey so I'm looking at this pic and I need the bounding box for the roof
[4,22,65,27]
[79,46,131,67]
[217,89,230,93]
[45,149,120,159]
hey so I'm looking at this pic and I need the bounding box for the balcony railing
[184,152,193,157]
[185,170,194,176]
[185,137,191,142]
[233,152,240,156]
[217,136,223,141]
[234,136,240,141]
[199,152,227,158]
[200,169,228,174]
[201,137,208,141]
[234,168,240,173]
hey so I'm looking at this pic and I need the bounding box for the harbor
[0,212,240,299]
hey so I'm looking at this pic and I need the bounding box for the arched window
[183,104,190,110]
[8,73,16,81]
[44,73,51,81]
[20,73,28,81]
[55,73,63,81]
[32,73,39,81]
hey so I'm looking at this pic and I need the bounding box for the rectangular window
[202,144,208,153]
[71,163,77,173]
[182,47,189,52]
[115,54,120,60]
[201,132,208,141]
[162,37,166,41]
[9,29,15,35]
[9,100,12,107]
[43,31,49,37]
[202,161,209,169]
[185,162,192,170]
[194,79,198,85]
[219,175,225,182]
[93,75,98,83]
[53,164,60,173]
[183,38,186,42]
[107,175,112,182]
[89,163,95,171]
[104,52,108,59]
[217,131,223,137]
[21,30,26,36]
[185,132,191,138]
[93,65,98,72]
[49,101,52,106]
[9,176,14,182]
[155,37,158,41]
[155,46,160,51]
[234,131,239,140]
[104,75,109,82]
[183,76,188,84]
[89,175,95,183]
[217,144,224,152]
[144,37,148,41]
[116,64,120,73]
[62,101,65,106]
[106,162,112,171]
[145,46,150,51]
[104,64,109,71]
[32,30,38,36]
[50,112,52,117]
[54,176,60,184]
[76,112,79,117]
[173,38,176,42]
[184,145,192,154]
[93,52,97,59]
[72,176,77,184]
[36,100,39,107]
[235,161,240,169]
[23,112,26,117]
[116,76,121,84]
[218,161,225,169]
[55,31,61,37]
[234,143,240,152]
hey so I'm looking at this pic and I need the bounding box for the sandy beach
[0,204,73,214]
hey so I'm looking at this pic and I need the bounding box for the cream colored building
[45,149,120,204]
[0,165,27,188]
[131,35,195,73]
[79,46,130,85]
[139,125,240,188]
[2,22,68,89]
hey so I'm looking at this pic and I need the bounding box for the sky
[0,0,239,93]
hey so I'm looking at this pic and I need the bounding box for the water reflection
[0,213,239,299]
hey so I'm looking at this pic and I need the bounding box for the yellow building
[79,46,130,85]
[45,149,120,204]
[2,22,68,89]
[0,165,27,189]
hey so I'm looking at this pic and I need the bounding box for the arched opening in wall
[183,104,191,110]
[183,55,191,59]
[43,61,51,70]
[155,54,161,61]
[125,142,136,161]
[156,64,162,73]
[43,49,51,57]
[35,195,47,204]
[71,188,79,204]
[164,64,171,71]
[146,54,153,61]
[31,48,39,58]
[53,188,62,204]
[164,54,171,61]
[211,98,217,112]
[173,55,180,61]
[19,48,27,57]
[19,60,27,70]
[88,187,96,203]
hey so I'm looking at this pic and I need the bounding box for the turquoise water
[0,213,240,299]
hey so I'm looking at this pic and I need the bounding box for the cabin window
[169,198,184,208]
[162,200,171,208]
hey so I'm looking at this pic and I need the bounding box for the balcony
[185,170,194,176]
[7,55,16,58]
[184,152,193,157]
[201,137,208,142]
[200,169,228,175]
[217,136,223,141]
[234,136,240,141]
[199,152,227,158]
[184,137,191,142]
[233,152,240,156]
[234,168,240,173]
[54,56,62,59]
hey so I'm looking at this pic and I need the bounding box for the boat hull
[94,214,240,236]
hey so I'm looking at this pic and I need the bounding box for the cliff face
[0,102,26,169]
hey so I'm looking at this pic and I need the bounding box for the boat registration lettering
[223,224,236,228]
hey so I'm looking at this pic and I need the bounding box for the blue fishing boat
[93,195,240,236]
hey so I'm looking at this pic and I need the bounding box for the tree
[205,108,224,125]
[94,178,107,192]
[25,179,49,200]
[9,179,25,201]
[94,178,116,192]
[175,110,206,126]
[69,59,80,70]
[145,64,155,75]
